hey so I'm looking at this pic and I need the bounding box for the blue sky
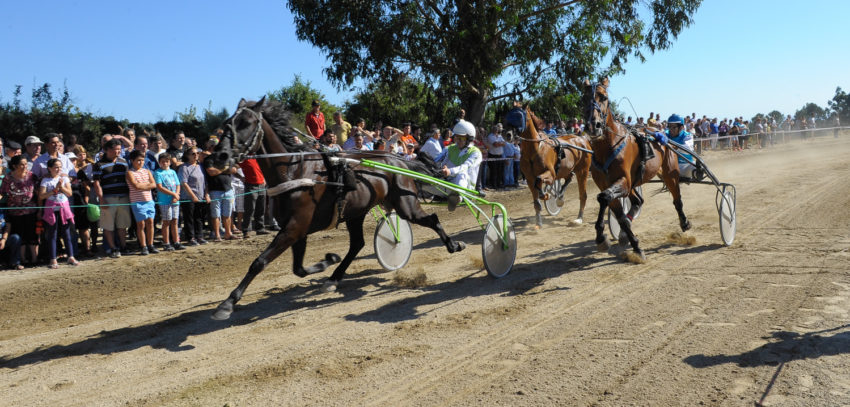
[1,1,847,124]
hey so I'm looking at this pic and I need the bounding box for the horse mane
[259,99,315,153]
[526,108,544,130]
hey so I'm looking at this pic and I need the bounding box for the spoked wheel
[374,212,413,271]
[482,214,517,278]
[717,186,737,246]
[608,186,642,240]
[544,179,564,216]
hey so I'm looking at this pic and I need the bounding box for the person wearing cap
[305,100,325,139]
[33,133,75,179]
[402,142,417,161]
[653,114,696,179]
[24,136,43,172]
[433,119,483,210]
[2,139,21,173]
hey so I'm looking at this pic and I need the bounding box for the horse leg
[595,182,625,251]
[529,177,544,229]
[211,229,301,320]
[661,156,692,232]
[323,216,367,292]
[292,237,342,277]
[627,187,645,220]
[399,198,467,253]
[574,169,588,224]
[556,174,572,207]
[610,200,645,261]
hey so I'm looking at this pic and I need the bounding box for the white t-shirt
[41,175,70,210]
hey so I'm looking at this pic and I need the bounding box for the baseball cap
[25,136,43,145]
[6,140,22,150]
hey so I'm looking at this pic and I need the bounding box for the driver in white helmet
[433,119,483,210]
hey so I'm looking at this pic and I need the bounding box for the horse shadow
[0,275,384,369]
[345,240,612,324]
[683,324,850,368]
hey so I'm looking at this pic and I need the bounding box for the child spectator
[178,148,208,246]
[38,158,79,268]
[126,150,158,255]
[154,153,184,251]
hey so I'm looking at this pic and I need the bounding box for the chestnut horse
[506,107,591,229]
[582,78,691,260]
[208,98,466,320]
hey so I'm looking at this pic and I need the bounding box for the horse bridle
[227,106,265,162]
[586,82,610,137]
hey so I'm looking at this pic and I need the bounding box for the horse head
[212,97,268,170]
[582,78,611,139]
[502,104,544,141]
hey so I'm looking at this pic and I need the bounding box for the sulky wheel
[544,179,564,216]
[482,214,518,278]
[374,213,413,271]
[718,189,736,246]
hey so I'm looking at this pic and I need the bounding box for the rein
[516,134,594,154]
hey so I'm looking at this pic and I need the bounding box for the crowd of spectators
[0,129,278,269]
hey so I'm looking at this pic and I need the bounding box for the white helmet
[452,119,476,138]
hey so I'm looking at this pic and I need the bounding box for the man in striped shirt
[93,139,132,258]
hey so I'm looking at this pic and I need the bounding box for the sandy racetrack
[2,136,849,406]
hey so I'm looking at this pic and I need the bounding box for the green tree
[765,110,783,124]
[795,102,826,123]
[288,0,702,125]
[828,86,850,123]
[344,76,459,129]
[267,75,340,133]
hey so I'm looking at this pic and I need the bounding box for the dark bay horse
[507,107,591,229]
[583,78,690,261]
[208,98,466,320]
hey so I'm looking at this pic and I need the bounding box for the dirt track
[2,136,850,406]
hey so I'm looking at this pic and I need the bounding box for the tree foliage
[794,102,826,122]
[288,0,702,124]
[266,75,340,132]
[344,76,459,129]
[0,82,228,152]
[828,86,850,123]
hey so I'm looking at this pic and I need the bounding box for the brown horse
[506,107,591,229]
[582,78,690,260]
[207,98,466,320]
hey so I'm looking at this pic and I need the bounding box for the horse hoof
[681,220,692,232]
[570,219,583,226]
[322,280,338,293]
[596,240,610,252]
[325,253,342,264]
[453,241,466,253]
[211,301,233,320]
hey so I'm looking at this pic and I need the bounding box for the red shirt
[238,159,265,185]
[305,111,325,138]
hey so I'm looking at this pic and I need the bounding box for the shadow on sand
[683,324,850,368]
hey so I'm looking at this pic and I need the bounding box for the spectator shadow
[0,274,384,369]
[683,324,850,368]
